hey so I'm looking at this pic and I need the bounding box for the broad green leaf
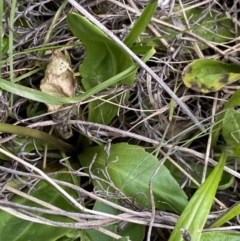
[182,59,240,93]
[168,151,227,241]
[201,231,240,241]
[212,89,240,147]
[123,1,158,47]
[0,167,80,241]
[67,13,136,125]
[209,202,240,228]
[78,143,188,214]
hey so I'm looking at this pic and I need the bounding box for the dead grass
[1,0,240,240]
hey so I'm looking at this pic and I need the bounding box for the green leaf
[87,200,145,241]
[209,202,240,228]
[185,9,235,50]
[182,59,240,93]
[222,108,240,146]
[0,63,137,105]
[78,143,188,213]
[62,230,82,241]
[168,151,227,241]
[201,231,240,241]
[0,50,151,117]
[1,37,9,56]
[155,8,235,51]
[165,160,233,190]
[123,1,158,47]
[87,200,119,241]
[0,136,58,161]
[212,89,240,147]
[0,64,136,106]
[119,223,145,241]
[67,13,136,125]
[0,77,75,105]
[0,122,76,153]
[0,168,80,241]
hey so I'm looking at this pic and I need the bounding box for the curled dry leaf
[40,49,76,111]
[40,50,76,139]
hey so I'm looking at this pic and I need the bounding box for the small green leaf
[185,9,235,50]
[78,143,188,213]
[119,223,145,241]
[222,108,240,146]
[212,89,240,147]
[182,59,240,93]
[165,160,233,190]
[0,136,58,161]
[232,144,240,157]
[168,151,227,241]
[2,37,9,56]
[152,8,235,52]
[123,1,158,48]
[87,200,119,241]
[209,202,240,228]
[213,108,240,157]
